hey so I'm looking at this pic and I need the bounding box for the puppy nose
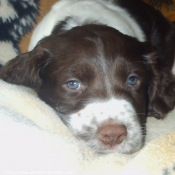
[97,124,127,146]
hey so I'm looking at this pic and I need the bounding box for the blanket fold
[0,79,175,174]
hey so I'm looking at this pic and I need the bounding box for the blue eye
[127,75,138,87]
[67,80,81,90]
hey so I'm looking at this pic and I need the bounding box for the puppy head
[1,25,175,153]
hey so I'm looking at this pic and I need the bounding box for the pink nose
[97,124,127,146]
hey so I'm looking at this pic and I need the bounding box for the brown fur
[1,25,175,123]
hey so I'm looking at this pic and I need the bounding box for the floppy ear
[148,59,175,119]
[146,20,175,119]
[0,46,51,90]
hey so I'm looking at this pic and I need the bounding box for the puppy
[1,0,175,154]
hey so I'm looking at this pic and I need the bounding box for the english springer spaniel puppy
[1,0,175,154]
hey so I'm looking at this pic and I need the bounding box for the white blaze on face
[68,98,143,154]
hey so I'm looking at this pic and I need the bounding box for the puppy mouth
[61,98,144,154]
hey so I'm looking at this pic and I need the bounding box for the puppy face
[1,25,175,154]
[40,26,151,153]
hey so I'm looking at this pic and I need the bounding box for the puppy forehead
[43,25,149,61]
[41,25,150,77]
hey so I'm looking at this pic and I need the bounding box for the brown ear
[0,46,51,90]
[148,65,175,119]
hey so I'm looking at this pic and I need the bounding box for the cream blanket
[0,75,175,175]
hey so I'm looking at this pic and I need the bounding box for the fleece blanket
[0,0,175,175]
[0,80,175,175]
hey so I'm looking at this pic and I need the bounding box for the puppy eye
[66,80,81,90]
[127,75,138,87]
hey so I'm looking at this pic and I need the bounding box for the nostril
[117,134,126,144]
[101,135,113,144]
[97,124,127,146]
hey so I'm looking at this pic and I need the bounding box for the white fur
[29,0,145,50]
[68,98,142,154]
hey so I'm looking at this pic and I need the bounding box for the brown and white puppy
[1,0,175,154]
